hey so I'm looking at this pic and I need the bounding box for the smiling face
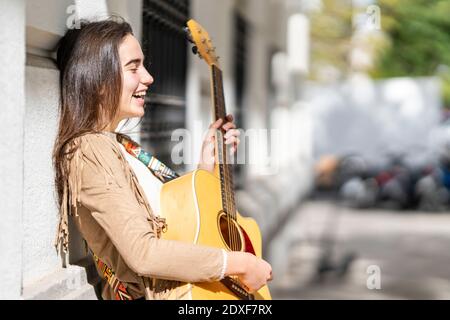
[113,34,153,128]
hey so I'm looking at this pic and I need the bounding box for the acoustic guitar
[159,19,271,300]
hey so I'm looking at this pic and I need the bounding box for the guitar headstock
[185,19,220,67]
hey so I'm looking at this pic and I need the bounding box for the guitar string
[218,67,239,251]
[215,67,232,251]
[225,162,237,250]
[213,66,234,252]
[228,164,238,250]
[219,83,236,251]
[224,163,236,250]
[215,66,238,252]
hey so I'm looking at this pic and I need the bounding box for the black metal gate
[141,0,190,172]
[233,10,249,189]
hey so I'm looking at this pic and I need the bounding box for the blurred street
[268,199,450,300]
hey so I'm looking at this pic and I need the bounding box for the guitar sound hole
[218,213,243,251]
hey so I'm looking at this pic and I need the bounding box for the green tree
[371,0,450,107]
[309,0,353,81]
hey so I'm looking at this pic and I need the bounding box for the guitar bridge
[220,277,255,300]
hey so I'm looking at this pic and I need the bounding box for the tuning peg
[184,27,194,43]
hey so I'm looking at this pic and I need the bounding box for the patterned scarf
[116,133,179,183]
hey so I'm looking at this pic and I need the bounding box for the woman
[52,17,272,300]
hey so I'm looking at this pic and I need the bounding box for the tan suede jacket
[54,132,224,300]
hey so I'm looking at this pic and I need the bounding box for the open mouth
[132,92,147,106]
[132,92,146,100]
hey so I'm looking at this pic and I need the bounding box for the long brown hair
[52,17,133,211]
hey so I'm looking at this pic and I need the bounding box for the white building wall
[19,0,144,299]
[26,0,74,57]
[23,65,60,288]
[242,0,272,177]
[0,0,26,300]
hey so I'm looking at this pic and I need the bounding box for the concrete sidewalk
[267,200,450,299]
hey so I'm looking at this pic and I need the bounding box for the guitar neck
[210,64,236,219]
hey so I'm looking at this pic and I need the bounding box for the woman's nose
[142,68,154,86]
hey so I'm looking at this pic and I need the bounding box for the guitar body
[159,169,271,300]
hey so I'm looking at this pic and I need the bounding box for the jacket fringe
[54,137,84,264]
[54,133,167,263]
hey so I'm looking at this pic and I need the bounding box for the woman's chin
[129,104,146,117]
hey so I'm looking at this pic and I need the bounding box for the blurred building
[0,0,313,299]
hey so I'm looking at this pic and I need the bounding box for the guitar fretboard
[211,65,237,222]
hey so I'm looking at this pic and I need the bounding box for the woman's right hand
[225,251,273,293]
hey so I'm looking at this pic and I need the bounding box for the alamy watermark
[366,5,381,31]
[66,5,81,30]
[66,268,83,290]
[366,265,381,290]
[354,5,382,31]
[170,123,282,175]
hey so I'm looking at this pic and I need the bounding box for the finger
[235,138,240,151]
[209,118,223,130]
[205,119,223,142]
[225,136,239,145]
[222,121,236,131]
[228,138,240,155]
[230,143,238,155]
[225,114,234,122]
[224,129,241,139]
[230,143,236,155]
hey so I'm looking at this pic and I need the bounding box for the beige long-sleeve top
[55,132,224,299]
